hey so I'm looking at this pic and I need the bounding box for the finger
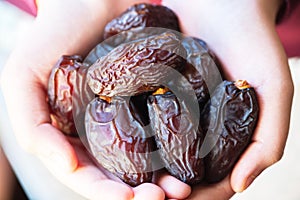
[40,135,134,200]
[71,140,164,200]
[187,176,235,200]
[230,142,266,192]
[155,171,191,199]
[1,68,78,170]
[10,85,133,199]
[1,2,138,199]
[133,183,165,200]
[59,173,134,200]
[1,65,134,200]
[231,81,294,192]
[33,124,78,172]
[0,0,113,176]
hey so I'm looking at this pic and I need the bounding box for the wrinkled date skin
[147,92,205,184]
[48,55,89,136]
[85,96,156,186]
[85,3,181,66]
[87,32,186,97]
[47,2,261,187]
[181,37,223,109]
[103,3,180,40]
[84,28,172,66]
[201,80,259,183]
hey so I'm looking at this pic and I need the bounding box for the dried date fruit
[72,67,95,145]
[83,41,113,66]
[84,28,168,66]
[85,96,156,186]
[48,55,89,136]
[202,80,259,183]
[103,3,180,40]
[47,2,261,188]
[87,32,186,97]
[181,37,223,109]
[147,90,205,184]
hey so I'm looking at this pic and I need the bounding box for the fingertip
[133,183,165,200]
[157,174,191,199]
[230,143,266,193]
[231,169,259,193]
[187,176,234,199]
[34,124,78,173]
[90,180,134,200]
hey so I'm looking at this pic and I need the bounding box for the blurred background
[0,0,299,199]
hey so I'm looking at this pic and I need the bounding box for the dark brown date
[72,67,95,145]
[181,37,223,109]
[83,41,113,66]
[48,55,88,136]
[84,28,169,66]
[87,32,186,97]
[85,96,156,186]
[201,80,259,183]
[103,3,180,40]
[147,92,204,184]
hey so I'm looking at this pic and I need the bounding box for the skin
[1,0,188,199]
[0,0,294,199]
[161,0,294,198]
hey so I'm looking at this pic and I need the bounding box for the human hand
[161,0,294,199]
[0,0,192,199]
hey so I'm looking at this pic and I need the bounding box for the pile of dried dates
[47,3,259,187]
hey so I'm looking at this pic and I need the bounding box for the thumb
[230,81,293,192]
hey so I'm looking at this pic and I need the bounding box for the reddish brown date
[84,28,169,66]
[147,92,205,184]
[85,96,156,186]
[181,37,222,109]
[87,32,186,97]
[48,55,88,136]
[83,41,113,66]
[201,80,259,183]
[103,3,180,40]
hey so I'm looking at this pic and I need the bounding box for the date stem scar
[235,80,251,90]
[152,87,170,95]
[99,96,112,103]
